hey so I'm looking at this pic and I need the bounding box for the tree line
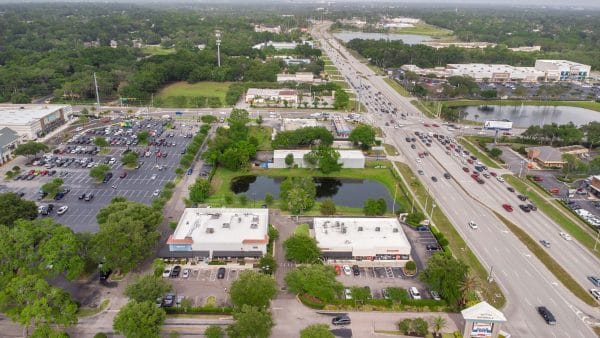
[521,121,600,149]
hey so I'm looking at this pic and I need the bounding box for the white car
[496,176,505,183]
[151,174,157,180]
[162,268,171,278]
[109,158,116,165]
[153,189,160,196]
[57,205,68,215]
[591,288,600,300]
[342,265,352,275]
[468,221,478,229]
[344,288,353,299]
[182,268,190,279]
[416,158,422,163]
[559,232,572,241]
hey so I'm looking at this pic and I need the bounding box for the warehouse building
[269,149,365,169]
[314,217,412,266]
[245,88,298,104]
[277,72,320,83]
[165,208,269,259]
[0,104,73,140]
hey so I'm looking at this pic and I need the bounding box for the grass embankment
[207,161,406,216]
[294,223,310,237]
[77,299,109,317]
[457,138,502,169]
[156,81,231,107]
[396,162,506,308]
[384,143,399,156]
[142,45,176,56]
[410,100,436,118]
[383,78,410,97]
[493,210,597,306]
[503,175,600,260]
[390,22,454,38]
[440,99,600,113]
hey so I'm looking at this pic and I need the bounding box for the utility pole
[93,72,100,107]
[215,30,221,67]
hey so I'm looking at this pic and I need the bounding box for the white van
[409,287,421,300]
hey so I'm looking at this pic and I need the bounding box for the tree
[589,156,600,175]
[113,300,166,338]
[259,254,277,275]
[90,164,110,182]
[405,261,417,272]
[350,287,371,303]
[189,178,211,203]
[420,253,469,310]
[152,258,166,277]
[430,316,447,338]
[121,150,139,168]
[279,177,316,214]
[0,192,38,227]
[30,325,69,338]
[264,193,273,206]
[562,153,587,179]
[582,121,600,151]
[229,270,277,308]
[220,147,250,170]
[228,109,250,142]
[480,89,497,98]
[125,274,172,303]
[300,324,334,338]
[94,136,108,148]
[137,131,150,144]
[320,198,337,215]
[201,115,217,124]
[285,153,295,167]
[285,265,343,302]
[227,305,273,338]
[91,200,162,272]
[204,325,224,338]
[405,212,426,226]
[238,193,248,206]
[283,234,321,263]
[224,192,234,205]
[349,124,376,150]
[363,198,387,216]
[310,146,342,174]
[412,318,429,336]
[459,274,478,308]
[489,148,502,158]
[41,178,64,197]
[14,142,49,158]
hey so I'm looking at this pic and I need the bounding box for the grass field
[142,45,176,56]
[411,100,437,118]
[249,126,272,151]
[384,78,410,97]
[457,138,502,169]
[389,22,454,38]
[156,81,231,107]
[396,162,506,308]
[441,99,600,112]
[294,223,310,236]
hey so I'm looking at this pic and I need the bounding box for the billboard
[484,120,513,130]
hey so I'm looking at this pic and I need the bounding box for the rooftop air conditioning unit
[393,228,399,233]
[375,227,381,232]
[358,226,363,231]
[222,223,230,228]
[206,227,214,234]
[250,223,258,229]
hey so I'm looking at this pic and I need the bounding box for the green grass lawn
[441,99,600,112]
[457,138,502,169]
[77,299,109,317]
[384,143,399,156]
[142,45,176,56]
[411,100,437,118]
[156,81,231,107]
[249,126,272,151]
[396,162,506,308]
[389,22,454,38]
[383,78,410,97]
[294,223,310,236]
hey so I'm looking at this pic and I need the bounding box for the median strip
[457,138,501,169]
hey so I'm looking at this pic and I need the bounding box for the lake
[333,31,432,45]
[230,175,395,209]
[462,105,600,128]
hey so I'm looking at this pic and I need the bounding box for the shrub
[299,294,326,309]
[405,261,416,271]
[163,306,232,315]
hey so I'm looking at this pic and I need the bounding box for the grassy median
[384,78,410,97]
[396,162,506,308]
[503,175,600,260]
[457,138,502,169]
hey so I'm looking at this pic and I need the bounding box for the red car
[533,176,544,181]
[490,172,497,177]
[467,159,474,164]
[462,167,470,173]
[432,124,439,127]
[471,174,480,181]
[334,265,341,275]
[502,204,513,212]
[424,123,430,127]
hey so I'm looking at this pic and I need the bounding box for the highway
[312,21,600,337]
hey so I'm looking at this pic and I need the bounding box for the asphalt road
[312,21,600,337]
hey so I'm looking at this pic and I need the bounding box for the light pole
[215,30,221,67]
[430,202,436,218]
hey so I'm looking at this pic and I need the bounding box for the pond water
[333,31,432,45]
[462,105,600,128]
[230,175,394,209]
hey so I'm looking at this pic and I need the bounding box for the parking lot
[3,118,200,232]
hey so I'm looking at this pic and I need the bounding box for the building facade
[0,127,20,165]
[0,104,73,140]
[314,217,412,266]
[269,149,365,169]
[166,208,269,259]
[534,60,591,81]
[277,72,319,83]
[245,88,298,104]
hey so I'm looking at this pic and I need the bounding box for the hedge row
[164,306,232,315]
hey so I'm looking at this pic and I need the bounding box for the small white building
[270,149,365,169]
[166,208,269,259]
[254,25,281,34]
[314,217,412,265]
[0,104,73,140]
[110,40,118,48]
[245,88,298,104]
[461,301,507,338]
[277,72,319,83]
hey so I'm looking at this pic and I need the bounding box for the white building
[0,104,73,140]
[314,217,412,265]
[0,127,20,165]
[254,25,281,34]
[277,72,319,83]
[461,302,507,338]
[166,208,269,259]
[534,60,591,81]
[269,149,365,169]
[245,88,298,104]
[110,40,118,48]
[252,40,314,50]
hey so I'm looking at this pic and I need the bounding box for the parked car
[344,288,352,300]
[537,306,556,325]
[409,287,421,300]
[217,267,226,279]
[430,290,441,301]
[182,268,190,279]
[352,264,360,276]
[533,175,544,181]
[170,265,181,278]
[332,315,351,325]
[99,269,112,283]
[342,265,352,275]
[590,289,600,300]
[334,265,341,275]
[507,187,515,193]
[162,268,172,278]
[162,294,175,307]
[119,171,127,178]
[57,205,68,215]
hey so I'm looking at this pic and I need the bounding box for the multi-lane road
[312,21,600,337]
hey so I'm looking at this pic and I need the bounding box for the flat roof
[0,104,70,126]
[168,208,269,249]
[274,149,365,159]
[314,217,411,254]
[536,59,589,68]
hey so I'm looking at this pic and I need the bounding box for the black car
[426,244,441,251]
[519,204,531,212]
[217,267,226,279]
[352,265,360,276]
[527,203,537,211]
[416,225,428,231]
[517,194,528,201]
[99,269,112,283]
[54,192,65,200]
[410,144,416,149]
[102,172,113,183]
[431,176,438,182]
[507,187,515,193]
[537,306,556,325]
[79,192,86,200]
[170,265,181,278]
[443,173,451,179]
[162,293,175,307]
[332,315,351,325]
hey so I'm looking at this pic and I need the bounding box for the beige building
[526,146,565,168]
[0,104,73,140]
[245,88,298,104]
[277,72,319,83]
[461,301,507,338]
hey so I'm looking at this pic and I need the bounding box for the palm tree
[430,316,447,338]
[459,274,478,308]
